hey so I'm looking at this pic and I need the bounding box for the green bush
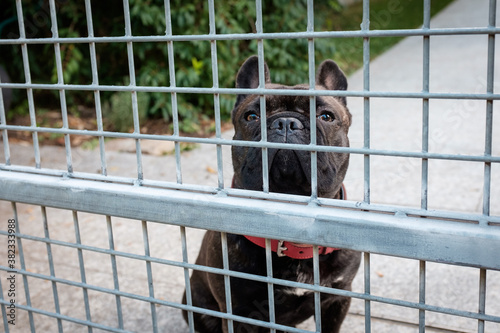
[0,0,453,133]
[0,0,340,132]
[103,91,150,133]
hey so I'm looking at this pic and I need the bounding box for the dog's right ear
[234,56,271,109]
[316,59,348,107]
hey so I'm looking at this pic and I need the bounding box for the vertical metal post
[308,3,320,332]
[73,211,93,333]
[208,0,225,189]
[478,269,487,333]
[220,232,234,333]
[483,0,496,219]
[49,0,73,174]
[313,246,322,333]
[0,65,11,166]
[122,0,144,182]
[142,221,158,333]
[420,2,431,331]
[364,252,371,333]
[164,0,182,184]
[84,0,108,176]
[362,0,371,204]
[256,0,269,193]
[41,206,63,332]
[180,226,195,333]
[12,202,35,330]
[265,238,276,333]
[421,0,431,210]
[308,0,318,200]
[0,278,9,333]
[15,0,41,169]
[106,216,124,329]
[419,260,426,333]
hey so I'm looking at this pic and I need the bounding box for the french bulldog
[183,56,360,333]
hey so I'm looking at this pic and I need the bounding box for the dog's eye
[318,112,335,122]
[245,112,260,122]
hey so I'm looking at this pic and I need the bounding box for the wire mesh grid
[0,0,500,332]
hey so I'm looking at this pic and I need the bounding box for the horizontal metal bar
[1,82,499,101]
[0,268,312,333]
[1,27,499,45]
[1,171,499,270]
[5,216,500,295]
[1,165,499,225]
[1,126,499,164]
[3,217,500,323]
[0,230,339,291]
[2,263,500,325]
[0,299,129,333]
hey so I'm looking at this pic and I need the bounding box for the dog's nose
[270,117,304,135]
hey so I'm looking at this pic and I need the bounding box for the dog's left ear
[316,60,348,106]
[234,56,271,109]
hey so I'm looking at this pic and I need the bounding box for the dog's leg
[183,269,224,332]
[182,231,229,332]
[318,293,352,333]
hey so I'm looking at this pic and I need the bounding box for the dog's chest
[270,263,311,296]
[282,286,313,297]
[277,262,348,297]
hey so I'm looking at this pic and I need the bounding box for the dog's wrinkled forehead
[240,92,309,113]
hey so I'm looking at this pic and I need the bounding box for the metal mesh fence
[1,0,499,332]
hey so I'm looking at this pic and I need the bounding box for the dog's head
[231,56,351,198]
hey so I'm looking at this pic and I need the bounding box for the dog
[182,56,360,333]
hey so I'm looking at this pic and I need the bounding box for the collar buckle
[277,240,287,257]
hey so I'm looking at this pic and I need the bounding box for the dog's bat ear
[316,60,348,106]
[234,56,271,108]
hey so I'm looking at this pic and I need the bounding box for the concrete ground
[1,0,500,332]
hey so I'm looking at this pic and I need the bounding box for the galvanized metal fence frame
[0,0,499,332]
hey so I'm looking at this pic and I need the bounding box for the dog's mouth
[268,148,311,194]
[266,113,312,193]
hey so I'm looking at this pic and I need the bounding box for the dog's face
[231,56,352,198]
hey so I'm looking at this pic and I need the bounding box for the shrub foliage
[0,0,340,132]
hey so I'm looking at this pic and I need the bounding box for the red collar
[243,236,339,259]
[236,180,346,259]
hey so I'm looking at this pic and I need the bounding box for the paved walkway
[341,0,500,331]
[1,0,499,332]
